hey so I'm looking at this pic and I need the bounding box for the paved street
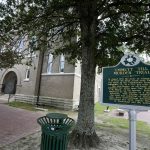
[0,104,43,146]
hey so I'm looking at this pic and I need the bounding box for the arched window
[59,54,65,73]
[47,53,53,74]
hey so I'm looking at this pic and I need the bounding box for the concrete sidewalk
[0,104,44,146]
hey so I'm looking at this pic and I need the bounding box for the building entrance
[2,71,17,94]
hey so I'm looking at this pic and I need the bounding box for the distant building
[0,38,101,109]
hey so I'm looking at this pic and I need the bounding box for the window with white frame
[47,53,53,74]
[25,66,30,81]
[59,54,65,73]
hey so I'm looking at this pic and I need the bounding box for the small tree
[0,0,150,148]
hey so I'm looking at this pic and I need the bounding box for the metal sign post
[128,110,137,150]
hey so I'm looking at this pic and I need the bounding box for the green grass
[108,117,129,129]
[95,102,150,135]
[8,101,37,111]
[8,101,61,112]
[7,101,77,116]
[94,102,116,115]
[8,101,115,114]
[96,117,150,136]
[137,121,150,135]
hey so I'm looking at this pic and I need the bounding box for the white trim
[42,73,81,77]
[23,78,29,82]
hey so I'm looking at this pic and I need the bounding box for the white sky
[0,0,6,3]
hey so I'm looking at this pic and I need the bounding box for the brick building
[0,41,101,109]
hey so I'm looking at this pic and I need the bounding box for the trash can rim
[46,113,68,119]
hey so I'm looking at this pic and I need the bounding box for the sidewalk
[0,104,44,146]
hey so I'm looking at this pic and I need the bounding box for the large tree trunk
[70,1,100,149]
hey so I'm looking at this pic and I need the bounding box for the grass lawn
[97,117,150,135]
[94,102,116,114]
[8,101,38,111]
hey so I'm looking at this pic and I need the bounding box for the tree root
[69,129,100,149]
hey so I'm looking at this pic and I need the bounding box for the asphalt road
[0,104,43,146]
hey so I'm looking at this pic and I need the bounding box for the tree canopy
[1,0,149,67]
[0,0,150,148]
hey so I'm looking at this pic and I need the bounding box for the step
[0,94,15,104]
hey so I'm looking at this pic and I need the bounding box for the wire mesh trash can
[37,114,75,150]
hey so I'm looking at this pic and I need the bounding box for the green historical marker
[100,53,150,150]
[101,53,150,108]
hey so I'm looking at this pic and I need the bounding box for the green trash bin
[37,113,75,150]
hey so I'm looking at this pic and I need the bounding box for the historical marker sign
[101,54,150,108]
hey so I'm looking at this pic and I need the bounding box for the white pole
[128,110,137,150]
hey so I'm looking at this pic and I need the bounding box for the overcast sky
[0,0,6,3]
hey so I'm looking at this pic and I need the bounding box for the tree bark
[70,1,100,149]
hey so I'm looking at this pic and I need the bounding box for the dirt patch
[1,126,150,150]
